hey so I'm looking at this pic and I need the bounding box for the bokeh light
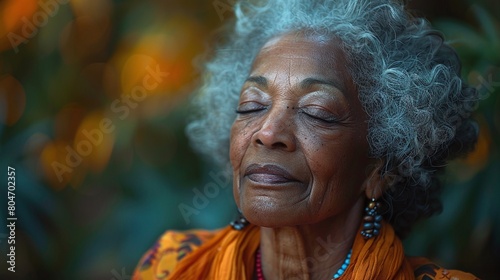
[0,0,38,52]
[0,75,26,125]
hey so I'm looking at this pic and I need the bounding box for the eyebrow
[245,76,268,88]
[300,77,345,93]
[244,75,345,93]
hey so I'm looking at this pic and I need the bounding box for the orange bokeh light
[0,75,26,126]
[73,110,115,173]
[0,0,38,51]
[40,140,74,190]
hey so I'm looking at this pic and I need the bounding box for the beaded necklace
[255,248,352,280]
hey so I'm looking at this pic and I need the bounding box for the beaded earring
[360,198,383,239]
[230,211,249,230]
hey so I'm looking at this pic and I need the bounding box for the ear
[362,161,387,199]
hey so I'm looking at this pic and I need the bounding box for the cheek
[229,119,258,162]
[303,131,369,207]
[299,132,338,175]
[229,121,254,192]
[229,123,249,167]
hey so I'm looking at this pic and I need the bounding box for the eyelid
[236,87,270,114]
[235,101,267,114]
[300,105,340,123]
[240,85,268,97]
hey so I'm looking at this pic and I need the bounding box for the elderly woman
[133,0,480,279]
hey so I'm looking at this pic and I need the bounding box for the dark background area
[0,0,499,279]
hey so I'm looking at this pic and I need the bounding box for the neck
[259,197,364,280]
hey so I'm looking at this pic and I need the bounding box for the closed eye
[235,102,267,114]
[300,107,340,124]
[235,108,265,114]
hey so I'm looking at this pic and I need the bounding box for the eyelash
[235,108,265,114]
[235,105,341,124]
[235,103,267,114]
[299,108,339,124]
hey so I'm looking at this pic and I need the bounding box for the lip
[244,164,299,185]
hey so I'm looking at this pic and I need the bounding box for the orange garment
[133,221,479,279]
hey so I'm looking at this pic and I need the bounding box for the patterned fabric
[133,227,480,280]
[133,229,216,280]
[409,257,480,280]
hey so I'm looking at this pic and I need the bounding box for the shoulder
[408,256,480,280]
[132,228,219,280]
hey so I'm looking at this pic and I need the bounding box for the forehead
[250,32,353,90]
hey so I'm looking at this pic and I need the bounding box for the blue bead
[374,222,381,229]
[363,223,374,229]
[332,249,351,279]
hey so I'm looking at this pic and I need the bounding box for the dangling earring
[230,211,249,230]
[360,198,383,239]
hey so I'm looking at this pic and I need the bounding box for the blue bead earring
[230,210,249,230]
[360,198,383,239]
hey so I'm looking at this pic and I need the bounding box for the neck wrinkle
[259,197,364,280]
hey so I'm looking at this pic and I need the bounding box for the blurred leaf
[472,5,500,46]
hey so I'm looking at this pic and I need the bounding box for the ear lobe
[363,162,387,199]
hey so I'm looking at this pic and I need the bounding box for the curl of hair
[186,0,479,238]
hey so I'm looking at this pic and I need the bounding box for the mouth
[244,164,299,185]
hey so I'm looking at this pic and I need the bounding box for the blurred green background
[0,0,498,279]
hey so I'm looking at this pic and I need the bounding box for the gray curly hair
[186,0,479,237]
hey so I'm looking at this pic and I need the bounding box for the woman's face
[230,32,374,227]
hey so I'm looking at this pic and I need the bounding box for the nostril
[272,142,287,149]
[256,139,264,145]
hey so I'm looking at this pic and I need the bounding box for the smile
[244,164,299,184]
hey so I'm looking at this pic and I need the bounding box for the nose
[251,106,296,151]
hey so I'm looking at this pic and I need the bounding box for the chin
[240,199,305,228]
